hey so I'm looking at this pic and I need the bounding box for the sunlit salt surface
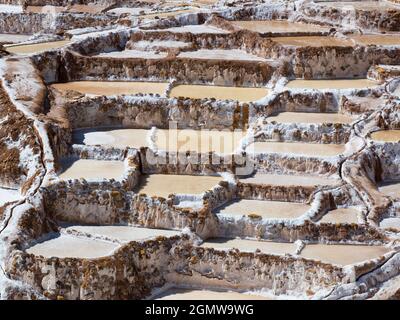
[107,7,150,15]
[285,79,378,90]
[318,1,400,10]
[267,112,355,124]
[178,49,267,61]
[214,199,310,219]
[5,40,71,54]
[94,49,168,59]
[300,244,390,266]
[247,141,346,157]
[351,35,400,46]
[64,225,180,243]
[73,128,246,154]
[26,4,108,14]
[59,158,125,180]
[0,34,32,44]
[230,20,330,35]
[154,24,229,34]
[170,85,269,102]
[380,218,400,231]
[26,234,118,259]
[201,238,296,255]
[0,188,20,207]
[0,4,22,13]
[318,207,360,224]
[370,130,400,143]
[135,174,222,198]
[239,173,340,187]
[378,181,400,199]
[155,288,273,300]
[52,81,169,96]
[273,36,354,47]
[132,40,191,50]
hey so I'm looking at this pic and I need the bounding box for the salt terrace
[0,0,399,301]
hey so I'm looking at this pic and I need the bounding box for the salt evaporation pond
[319,207,360,224]
[230,20,330,35]
[0,34,32,44]
[26,4,108,14]
[273,36,353,47]
[59,158,125,180]
[201,238,297,255]
[318,1,400,10]
[52,81,169,96]
[132,40,191,50]
[370,130,400,142]
[135,174,222,198]
[153,24,229,34]
[64,225,180,243]
[26,234,118,259]
[94,49,168,59]
[5,40,71,55]
[73,128,246,154]
[239,173,340,187]
[247,141,346,157]
[203,238,391,266]
[214,199,310,219]
[170,85,269,102]
[285,79,378,90]
[300,244,390,266]
[178,49,267,61]
[351,35,400,46]
[155,288,272,300]
[267,112,355,124]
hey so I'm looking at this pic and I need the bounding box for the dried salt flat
[5,40,71,55]
[0,187,20,207]
[0,34,32,45]
[300,243,390,266]
[155,288,273,300]
[152,24,229,34]
[380,218,400,231]
[239,173,341,187]
[170,85,269,102]
[230,20,331,35]
[351,34,400,46]
[285,79,379,90]
[178,49,267,61]
[135,174,222,198]
[0,4,22,13]
[318,207,360,224]
[59,158,125,181]
[370,130,400,143]
[73,128,246,154]
[214,199,311,219]
[267,112,356,124]
[378,181,400,199]
[132,40,191,50]
[64,225,180,243]
[26,234,118,259]
[272,36,354,47]
[51,81,169,96]
[246,141,346,157]
[94,49,168,59]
